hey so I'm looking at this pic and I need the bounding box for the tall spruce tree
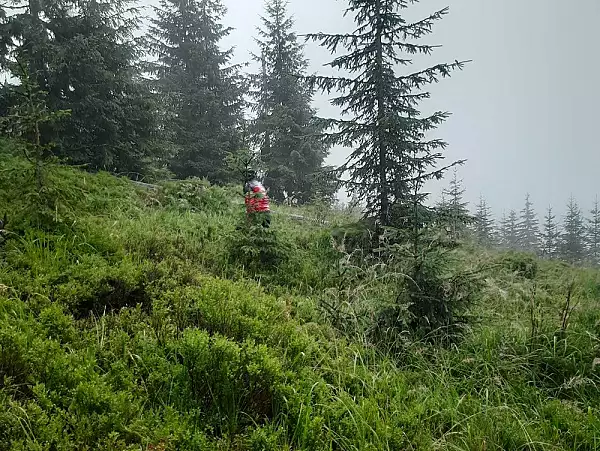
[306,1,466,226]
[517,193,540,254]
[560,197,585,264]
[586,197,600,265]
[148,0,245,182]
[473,195,495,246]
[0,0,158,174]
[53,0,158,173]
[252,0,328,204]
[500,210,519,250]
[540,206,560,259]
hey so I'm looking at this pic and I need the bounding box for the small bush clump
[499,251,539,279]
[157,178,236,214]
[226,223,292,276]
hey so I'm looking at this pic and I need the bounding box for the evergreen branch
[394,7,450,40]
[304,31,440,56]
[397,60,470,89]
[0,3,27,9]
[304,74,358,94]
[305,60,468,95]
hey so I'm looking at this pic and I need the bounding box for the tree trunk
[374,0,388,226]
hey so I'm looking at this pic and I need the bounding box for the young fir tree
[500,210,519,250]
[306,1,466,226]
[439,168,471,241]
[0,62,70,190]
[0,0,158,174]
[0,62,71,225]
[148,0,245,182]
[586,197,600,265]
[473,195,495,247]
[499,212,508,247]
[540,206,560,259]
[375,141,476,341]
[560,197,586,264]
[435,192,449,224]
[252,0,329,204]
[517,193,540,254]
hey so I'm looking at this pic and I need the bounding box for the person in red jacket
[244,171,271,228]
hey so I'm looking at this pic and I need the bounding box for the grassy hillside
[0,151,599,450]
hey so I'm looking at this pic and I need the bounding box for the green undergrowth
[0,150,599,450]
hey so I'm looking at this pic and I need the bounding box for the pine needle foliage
[305,0,468,226]
[251,0,328,204]
[0,63,70,174]
[517,193,540,254]
[586,197,600,265]
[0,63,72,227]
[500,210,519,250]
[0,0,157,174]
[148,0,246,182]
[541,206,560,260]
[561,197,586,265]
[438,169,472,241]
[473,195,495,246]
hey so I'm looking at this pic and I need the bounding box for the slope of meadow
[0,149,599,450]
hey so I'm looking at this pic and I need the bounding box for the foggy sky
[145,0,600,218]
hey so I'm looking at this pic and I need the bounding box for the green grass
[0,149,599,450]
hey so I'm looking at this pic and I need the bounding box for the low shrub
[226,223,292,276]
[157,178,236,215]
[499,251,539,280]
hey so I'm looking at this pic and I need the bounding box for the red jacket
[244,180,270,213]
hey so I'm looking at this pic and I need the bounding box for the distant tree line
[441,174,600,266]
